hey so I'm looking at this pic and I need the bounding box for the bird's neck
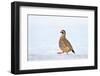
[61,34,66,38]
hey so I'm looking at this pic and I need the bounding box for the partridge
[58,30,75,54]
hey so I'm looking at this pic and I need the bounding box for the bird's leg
[66,52,69,55]
[57,49,64,54]
[57,51,64,54]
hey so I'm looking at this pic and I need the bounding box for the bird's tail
[72,50,75,54]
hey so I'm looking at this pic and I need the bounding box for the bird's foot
[66,53,69,55]
[57,52,64,54]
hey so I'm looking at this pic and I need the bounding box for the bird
[58,30,75,54]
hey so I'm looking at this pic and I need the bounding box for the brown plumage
[58,30,75,54]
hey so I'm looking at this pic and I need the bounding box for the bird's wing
[63,38,73,49]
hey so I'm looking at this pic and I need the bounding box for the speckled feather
[59,30,75,54]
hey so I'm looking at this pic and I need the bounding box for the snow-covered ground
[28,49,88,61]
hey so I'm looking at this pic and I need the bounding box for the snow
[28,49,88,61]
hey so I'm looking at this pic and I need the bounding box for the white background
[0,0,99,76]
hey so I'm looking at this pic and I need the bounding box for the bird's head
[60,30,66,35]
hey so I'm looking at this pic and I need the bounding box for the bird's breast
[59,37,71,52]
